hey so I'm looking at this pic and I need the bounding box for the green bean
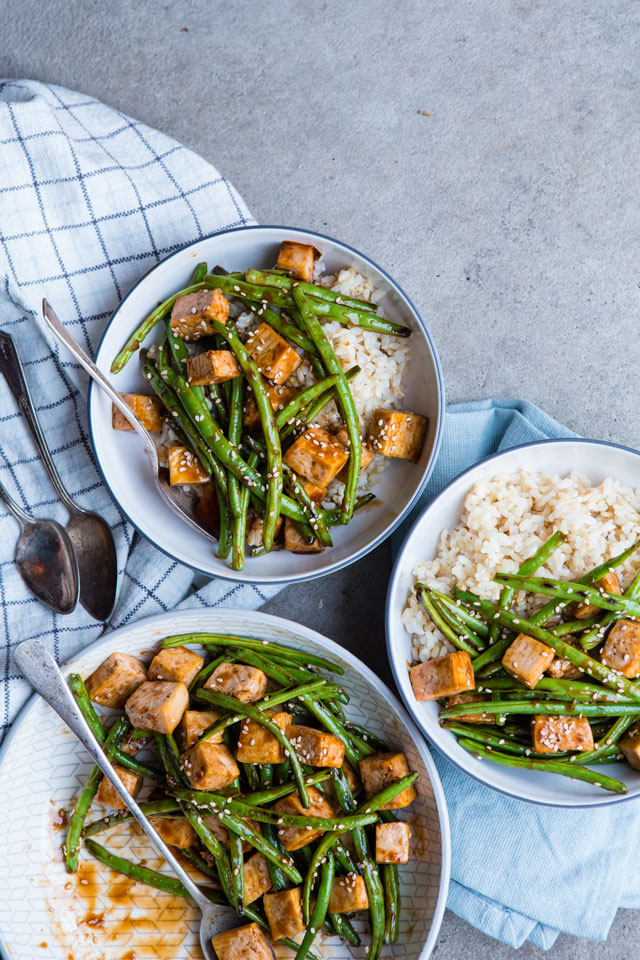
[84,839,215,899]
[261,821,289,891]
[210,808,303,884]
[429,591,490,638]
[229,830,245,914]
[246,301,318,354]
[430,595,486,650]
[575,714,640,765]
[161,633,344,673]
[581,568,640,650]
[181,804,237,907]
[284,464,332,547]
[82,799,181,838]
[296,854,335,960]
[180,845,220,881]
[189,653,228,694]
[227,374,246,569]
[302,827,352,924]
[275,373,341,429]
[418,589,478,655]
[331,913,361,946]
[279,366,361,444]
[471,637,512,672]
[382,863,400,943]
[478,677,638,704]
[246,269,376,313]
[494,573,640,619]
[195,680,333,740]
[442,699,640,719]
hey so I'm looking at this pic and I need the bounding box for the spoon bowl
[65,512,118,621]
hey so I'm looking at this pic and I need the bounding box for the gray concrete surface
[2,0,640,956]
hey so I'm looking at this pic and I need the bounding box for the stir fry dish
[409,532,640,794]
[109,241,428,569]
[64,633,418,959]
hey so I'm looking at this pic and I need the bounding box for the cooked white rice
[402,470,640,663]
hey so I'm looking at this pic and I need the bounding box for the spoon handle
[0,473,32,526]
[14,639,212,913]
[0,332,78,514]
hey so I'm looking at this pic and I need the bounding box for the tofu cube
[328,873,370,913]
[274,786,336,850]
[619,725,640,770]
[263,887,305,940]
[532,716,595,754]
[286,724,345,767]
[300,479,327,502]
[546,638,584,680]
[276,240,320,282]
[375,821,411,864]
[195,483,220,535]
[335,426,375,483]
[283,426,349,487]
[176,710,223,750]
[247,514,283,548]
[211,922,273,960]
[96,765,142,809]
[181,742,240,791]
[600,620,640,677]
[168,446,209,485]
[284,517,324,554]
[342,760,361,796]
[124,680,189,734]
[112,394,164,432]
[574,570,622,619]
[186,349,241,386]
[244,382,296,430]
[204,662,268,702]
[409,650,474,702]
[149,817,198,849]
[359,752,417,809]
[237,710,292,764]
[243,852,273,905]
[85,652,147,709]
[149,646,204,687]
[170,288,230,341]
[502,633,554,689]
[445,692,495,724]
[368,408,428,462]
[246,322,302,385]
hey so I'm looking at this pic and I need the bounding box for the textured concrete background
[2,0,640,956]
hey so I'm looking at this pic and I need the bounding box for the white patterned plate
[0,608,449,959]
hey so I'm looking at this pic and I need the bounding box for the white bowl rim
[386,436,640,809]
[88,224,445,585]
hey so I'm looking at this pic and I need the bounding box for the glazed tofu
[284,517,324,554]
[546,639,584,680]
[619,725,640,770]
[335,426,375,483]
[283,426,348,487]
[112,394,164,432]
[168,446,209,485]
[124,680,189,734]
[247,514,283,549]
[176,709,223,750]
[368,408,428,463]
[600,620,640,677]
[195,483,220,535]
[246,322,302,385]
[532,716,594,754]
[170,288,230,341]
[409,650,474,702]
[204,662,268,702]
[359,752,417,809]
[276,240,320,282]
[149,817,198,849]
[300,478,327,503]
[445,692,495,724]
[211,922,272,960]
[186,349,241,386]
[96,765,142,809]
[181,742,240,791]
[149,646,204,687]
[243,852,273,905]
[375,821,411,864]
[286,724,345,767]
[502,633,554,689]
[236,710,292,764]
[274,786,336,850]
[244,382,296,430]
[329,874,369,913]
[85,652,147,709]
[263,887,305,940]
[574,571,622,619]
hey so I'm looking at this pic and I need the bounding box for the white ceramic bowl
[0,608,450,959]
[387,438,640,807]
[88,225,444,583]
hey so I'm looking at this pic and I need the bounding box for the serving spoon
[14,638,276,960]
[42,300,218,545]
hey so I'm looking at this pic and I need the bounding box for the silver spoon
[0,480,79,614]
[0,332,117,622]
[42,299,218,545]
[14,638,276,960]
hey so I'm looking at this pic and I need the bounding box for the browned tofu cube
[195,483,220,535]
[176,709,223,750]
[263,887,305,940]
[276,240,320,282]
[243,852,273,905]
[170,288,230,341]
[243,382,296,430]
[211,922,272,960]
[168,446,209,485]
[546,638,584,680]
[246,322,302,385]
[369,408,428,462]
[237,710,292,764]
[284,517,324,554]
[574,571,622,619]
[247,514,283,548]
[274,786,336,850]
[186,349,241,386]
[149,646,204,687]
[112,394,164,432]
[283,426,349,487]
[342,760,361,795]
[600,620,640,677]
[204,662,268,702]
[119,730,152,756]
[445,692,496,724]
[124,680,189,734]
[359,752,417,809]
[335,426,375,483]
[409,650,474,702]
[329,873,369,913]
[286,724,345,767]
[532,716,595,754]
[149,817,198,849]
[375,821,411,864]
[85,652,147,709]
[181,741,240,791]
[96,765,142,810]
[619,724,640,770]
[502,633,554,689]
[300,479,327,503]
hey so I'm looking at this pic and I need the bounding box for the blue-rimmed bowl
[89,225,444,583]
